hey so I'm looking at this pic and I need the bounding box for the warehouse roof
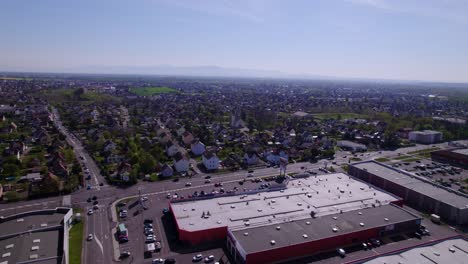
[0,230,61,264]
[230,204,420,254]
[0,208,71,264]
[452,148,468,156]
[171,173,399,232]
[352,161,468,209]
[0,213,64,237]
[363,237,468,264]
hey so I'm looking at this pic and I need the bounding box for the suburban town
[2,1,468,263]
[0,75,467,264]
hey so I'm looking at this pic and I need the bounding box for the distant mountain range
[64,65,301,78]
[1,64,468,86]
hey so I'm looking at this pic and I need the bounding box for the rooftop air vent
[2,252,11,258]
[384,218,389,221]
[359,223,365,227]
[270,240,276,245]
[332,227,338,232]
[17,218,24,223]
[333,217,338,220]
[271,200,276,203]
[40,223,47,227]
[29,254,38,260]
[244,232,249,236]
[276,226,281,230]
[449,247,456,253]
[306,221,311,225]
[217,220,221,224]
[358,212,362,215]
[31,246,39,251]
[5,244,13,249]
[303,234,308,238]
[297,203,302,206]
[230,205,236,209]
[33,239,40,243]
[258,209,263,212]
[307,193,312,198]
[244,221,250,226]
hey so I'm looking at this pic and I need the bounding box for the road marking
[94,234,104,256]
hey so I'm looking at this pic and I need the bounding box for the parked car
[87,209,93,215]
[362,243,368,250]
[153,259,165,264]
[120,251,131,258]
[163,208,170,214]
[370,238,381,247]
[192,254,203,262]
[87,234,93,241]
[204,255,215,263]
[337,248,346,258]
[164,258,176,264]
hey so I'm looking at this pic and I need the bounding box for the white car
[185,182,192,187]
[87,209,93,215]
[192,254,203,262]
[87,234,93,241]
[141,196,148,202]
[166,193,171,199]
[204,255,215,263]
[152,259,165,264]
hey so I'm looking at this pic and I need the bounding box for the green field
[0,77,32,81]
[69,221,84,264]
[129,87,178,96]
[375,157,390,162]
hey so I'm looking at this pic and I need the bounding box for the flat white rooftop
[363,237,468,264]
[171,173,399,232]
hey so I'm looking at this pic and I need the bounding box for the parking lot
[385,159,468,192]
[114,174,292,263]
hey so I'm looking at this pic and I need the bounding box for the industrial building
[408,130,443,144]
[228,204,420,264]
[361,236,468,264]
[431,148,468,169]
[0,207,73,264]
[349,161,468,224]
[170,173,421,263]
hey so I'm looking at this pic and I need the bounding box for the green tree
[140,152,156,174]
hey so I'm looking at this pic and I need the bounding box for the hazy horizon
[1,0,468,82]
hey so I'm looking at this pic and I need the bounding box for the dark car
[87,198,92,203]
[144,219,154,224]
[204,176,211,179]
[92,196,97,200]
[163,208,170,214]
[414,231,422,239]
[99,182,104,186]
[120,251,131,258]
[172,178,179,182]
[93,201,98,205]
[164,258,176,264]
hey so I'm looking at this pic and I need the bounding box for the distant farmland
[129,87,178,96]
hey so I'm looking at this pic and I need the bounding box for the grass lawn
[375,157,390,162]
[129,86,178,96]
[69,221,84,264]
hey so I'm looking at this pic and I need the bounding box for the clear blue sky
[1,0,468,82]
